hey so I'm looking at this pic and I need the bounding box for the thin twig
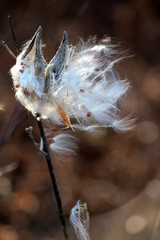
[36,114,69,240]
[0,105,27,148]
[1,40,16,59]
[25,126,47,155]
[0,162,18,177]
[151,210,160,240]
[68,1,89,35]
[8,15,19,54]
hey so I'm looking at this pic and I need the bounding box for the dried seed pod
[70,200,90,240]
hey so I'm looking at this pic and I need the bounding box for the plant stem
[36,114,69,240]
[6,15,69,240]
[8,15,19,54]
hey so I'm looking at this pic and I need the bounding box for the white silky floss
[10,26,133,155]
[70,200,90,240]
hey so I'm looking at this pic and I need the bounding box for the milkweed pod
[45,31,68,92]
[70,200,90,240]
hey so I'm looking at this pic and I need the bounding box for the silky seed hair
[70,200,90,240]
[10,26,134,156]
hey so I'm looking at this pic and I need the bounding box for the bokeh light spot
[0,176,12,197]
[145,180,160,199]
[137,121,159,144]
[125,215,146,234]
[12,191,39,214]
[0,225,19,240]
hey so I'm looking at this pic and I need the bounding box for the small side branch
[0,161,18,177]
[25,126,47,155]
[36,114,69,240]
[8,15,19,54]
[1,40,16,59]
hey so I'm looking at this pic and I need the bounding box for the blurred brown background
[0,0,160,239]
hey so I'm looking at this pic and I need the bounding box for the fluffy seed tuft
[10,27,134,155]
[70,200,90,240]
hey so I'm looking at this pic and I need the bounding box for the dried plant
[2,25,134,240]
[10,26,134,156]
[70,200,90,240]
